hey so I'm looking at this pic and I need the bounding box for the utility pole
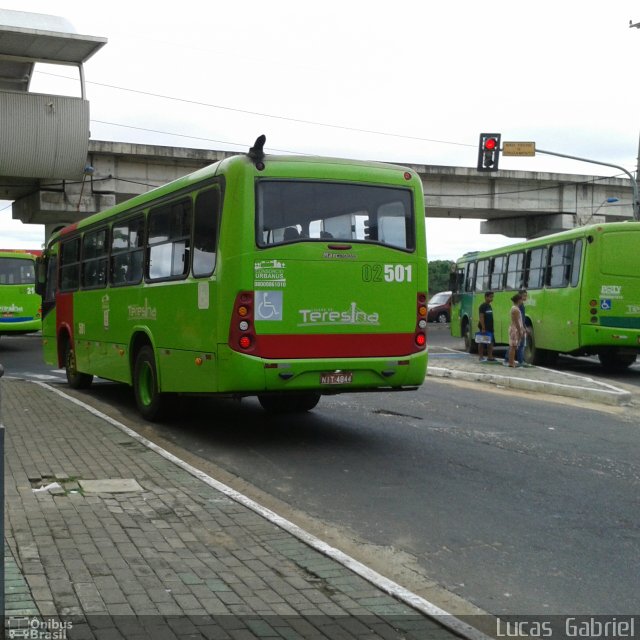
[637,133,640,218]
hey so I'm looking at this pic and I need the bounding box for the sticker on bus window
[256,291,283,321]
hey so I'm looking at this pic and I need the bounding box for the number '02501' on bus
[450,222,640,370]
[0,250,41,336]
[36,137,429,420]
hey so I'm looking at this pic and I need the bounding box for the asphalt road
[2,332,640,618]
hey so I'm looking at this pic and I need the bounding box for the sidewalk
[1,376,484,640]
[428,351,633,406]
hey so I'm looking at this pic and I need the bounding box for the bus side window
[547,242,573,288]
[45,255,58,302]
[505,252,525,290]
[490,255,506,290]
[148,199,192,280]
[111,215,145,286]
[465,261,476,292]
[570,239,583,287]
[193,187,220,278]
[475,259,490,292]
[526,247,547,289]
[82,228,108,289]
[60,238,81,291]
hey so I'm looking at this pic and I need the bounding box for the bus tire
[63,340,93,389]
[598,350,637,371]
[133,346,164,421]
[258,392,321,413]
[524,329,557,366]
[462,319,478,354]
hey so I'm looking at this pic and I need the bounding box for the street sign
[502,141,536,156]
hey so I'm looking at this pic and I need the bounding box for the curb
[428,366,632,406]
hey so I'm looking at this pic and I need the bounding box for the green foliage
[428,260,454,295]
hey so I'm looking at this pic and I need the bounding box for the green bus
[450,222,640,369]
[37,138,428,419]
[0,250,41,336]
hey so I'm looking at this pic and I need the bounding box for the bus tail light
[415,293,427,350]
[229,291,257,354]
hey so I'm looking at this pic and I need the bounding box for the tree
[428,260,454,295]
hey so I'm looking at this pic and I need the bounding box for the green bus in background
[450,222,640,369]
[0,250,41,336]
[37,138,428,419]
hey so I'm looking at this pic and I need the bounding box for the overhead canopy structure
[0,9,106,94]
[0,9,107,187]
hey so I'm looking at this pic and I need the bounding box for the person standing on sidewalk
[504,288,530,366]
[478,290,496,362]
[506,293,526,367]
[516,289,530,366]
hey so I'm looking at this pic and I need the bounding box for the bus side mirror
[35,256,47,297]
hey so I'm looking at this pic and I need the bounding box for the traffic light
[477,133,501,172]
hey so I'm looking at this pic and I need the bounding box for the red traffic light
[484,137,498,151]
[477,133,501,172]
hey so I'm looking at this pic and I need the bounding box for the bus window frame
[255,179,416,253]
[146,197,193,282]
[464,261,476,292]
[81,227,109,290]
[525,246,547,290]
[475,259,490,292]
[59,237,81,292]
[192,186,221,279]
[570,239,583,287]
[505,252,525,290]
[110,213,146,288]
[490,255,506,291]
[546,241,574,288]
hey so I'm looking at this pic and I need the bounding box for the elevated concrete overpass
[9,140,635,240]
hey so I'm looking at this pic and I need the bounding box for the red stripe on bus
[254,333,423,359]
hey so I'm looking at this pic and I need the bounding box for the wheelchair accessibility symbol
[600,299,612,311]
[256,291,283,321]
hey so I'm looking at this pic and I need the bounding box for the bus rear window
[256,180,415,251]
[0,257,35,285]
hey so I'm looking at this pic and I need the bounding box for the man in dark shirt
[478,290,495,362]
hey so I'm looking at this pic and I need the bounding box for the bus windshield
[0,257,36,284]
[256,180,415,250]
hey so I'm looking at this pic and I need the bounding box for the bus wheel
[133,346,164,421]
[258,393,321,413]
[598,350,637,371]
[462,320,477,354]
[64,341,93,389]
[524,330,556,366]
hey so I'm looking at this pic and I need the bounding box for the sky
[1,0,639,259]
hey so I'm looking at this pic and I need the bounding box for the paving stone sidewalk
[2,377,466,640]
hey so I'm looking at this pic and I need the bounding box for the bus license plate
[320,372,353,385]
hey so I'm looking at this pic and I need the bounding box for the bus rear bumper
[0,318,41,335]
[580,325,640,354]
[217,346,428,394]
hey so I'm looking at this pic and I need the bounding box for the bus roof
[0,249,39,258]
[455,221,640,263]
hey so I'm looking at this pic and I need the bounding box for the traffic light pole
[536,147,640,221]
